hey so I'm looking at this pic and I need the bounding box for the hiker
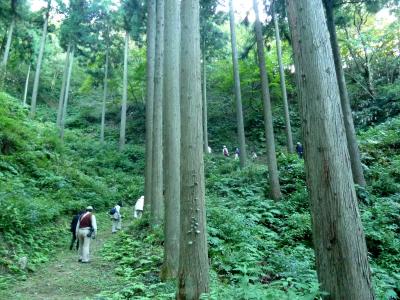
[223,145,229,157]
[252,152,257,160]
[296,142,304,159]
[111,202,122,233]
[234,148,240,160]
[69,210,84,250]
[134,196,144,219]
[76,206,97,263]
[207,146,212,154]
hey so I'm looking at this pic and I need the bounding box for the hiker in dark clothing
[296,142,304,159]
[70,210,84,250]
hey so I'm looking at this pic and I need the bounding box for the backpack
[109,207,116,215]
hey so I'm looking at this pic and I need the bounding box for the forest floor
[1,214,125,300]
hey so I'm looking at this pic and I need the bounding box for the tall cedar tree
[253,0,281,200]
[177,0,209,298]
[161,0,181,280]
[229,0,247,168]
[150,0,165,225]
[272,1,294,153]
[323,0,366,186]
[286,1,375,299]
[144,0,156,210]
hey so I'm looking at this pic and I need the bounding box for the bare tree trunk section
[272,4,294,154]
[150,0,165,226]
[253,0,281,200]
[161,0,180,281]
[23,65,31,105]
[57,45,70,127]
[60,46,75,142]
[286,1,375,299]
[1,17,15,68]
[145,0,156,210]
[119,31,129,150]
[100,48,109,143]
[323,0,366,187]
[229,0,247,168]
[202,41,208,153]
[177,0,209,299]
[30,6,50,119]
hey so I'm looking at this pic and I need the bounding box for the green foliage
[0,92,143,277]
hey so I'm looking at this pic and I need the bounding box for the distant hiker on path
[134,196,144,219]
[223,145,229,157]
[252,152,257,160]
[296,142,304,159]
[234,148,240,160]
[69,210,83,250]
[76,206,97,263]
[111,202,122,233]
[207,146,212,154]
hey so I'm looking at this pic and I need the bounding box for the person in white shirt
[111,202,122,233]
[76,206,97,263]
[134,196,144,218]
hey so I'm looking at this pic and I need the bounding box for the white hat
[86,206,93,211]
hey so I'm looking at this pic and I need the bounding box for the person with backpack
[110,202,122,233]
[69,210,84,250]
[134,196,144,218]
[76,206,97,263]
[223,145,229,157]
[296,142,304,159]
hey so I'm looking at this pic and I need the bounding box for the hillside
[0,91,399,299]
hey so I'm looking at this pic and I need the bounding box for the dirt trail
[4,216,123,300]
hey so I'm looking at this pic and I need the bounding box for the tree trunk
[286,1,375,299]
[272,4,294,154]
[253,0,281,200]
[60,46,75,142]
[161,0,180,281]
[23,64,31,105]
[202,41,209,153]
[1,17,15,68]
[145,0,156,211]
[100,47,109,143]
[57,45,70,127]
[30,7,50,119]
[177,0,209,298]
[229,0,247,168]
[150,0,164,226]
[119,31,129,150]
[323,0,366,187]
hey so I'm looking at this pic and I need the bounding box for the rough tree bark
[144,0,156,210]
[30,2,50,119]
[57,45,70,127]
[286,1,375,299]
[202,41,209,153]
[100,47,109,143]
[229,0,247,168]
[119,31,129,150]
[253,0,281,200]
[150,0,165,226]
[323,0,366,187]
[177,0,209,298]
[60,46,75,142]
[161,0,180,280]
[272,3,294,154]
[23,64,31,105]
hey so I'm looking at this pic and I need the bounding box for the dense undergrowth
[99,124,400,299]
[0,90,399,299]
[0,92,144,287]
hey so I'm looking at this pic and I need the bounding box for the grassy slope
[0,91,399,299]
[0,92,144,288]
